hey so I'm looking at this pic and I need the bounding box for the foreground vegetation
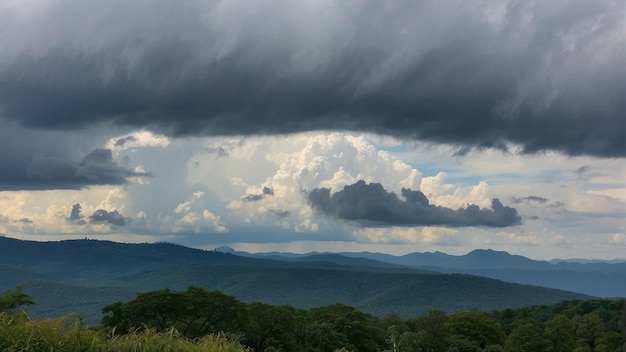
[1,286,624,352]
[0,313,245,352]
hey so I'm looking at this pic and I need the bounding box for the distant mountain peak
[468,248,507,254]
[215,246,236,253]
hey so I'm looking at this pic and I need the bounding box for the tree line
[100,286,625,352]
[1,285,625,351]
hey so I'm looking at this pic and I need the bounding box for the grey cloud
[308,180,521,227]
[573,165,593,181]
[89,209,130,226]
[1,144,150,190]
[202,146,229,158]
[242,194,263,202]
[75,148,148,184]
[575,166,591,175]
[0,119,152,190]
[0,1,623,157]
[69,204,82,221]
[67,203,86,225]
[242,187,274,202]
[270,209,291,218]
[15,218,33,224]
[511,196,566,210]
[511,196,549,204]
[550,201,565,208]
[113,135,137,147]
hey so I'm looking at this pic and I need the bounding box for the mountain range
[217,246,626,298]
[1,236,622,325]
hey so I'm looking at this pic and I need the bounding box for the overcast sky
[0,0,624,260]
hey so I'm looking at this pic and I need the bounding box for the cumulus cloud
[89,209,130,226]
[0,0,623,157]
[308,180,521,227]
[208,133,426,233]
[171,191,228,234]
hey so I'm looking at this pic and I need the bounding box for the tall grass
[0,312,247,352]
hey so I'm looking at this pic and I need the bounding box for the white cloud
[352,226,461,246]
[187,132,503,236]
[106,130,170,155]
[170,191,227,234]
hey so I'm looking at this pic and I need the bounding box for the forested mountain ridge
[0,237,598,325]
[222,247,626,297]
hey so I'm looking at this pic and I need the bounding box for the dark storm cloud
[0,0,623,157]
[22,148,150,190]
[308,180,521,227]
[0,120,150,190]
[89,209,130,226]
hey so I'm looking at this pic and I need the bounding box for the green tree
[446,311,505,350]
[446,335,482,352]
[242,302,296,352]
[594,331,624,352]
[105,288,182,333]
[574,313,605,350]
[102,286,244,338]
[308,303,385,352]
[409,310,449,352]
[396,330,427,352]
[178,286,244,337]
[0,286,35,314]
[545,314,575,352]
[503,320,548,352]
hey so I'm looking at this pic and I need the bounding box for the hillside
[230,247,626,297]
[0,237,594,325]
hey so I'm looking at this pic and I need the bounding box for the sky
[0,0,624,260]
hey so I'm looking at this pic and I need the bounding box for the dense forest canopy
[3,286,622,352]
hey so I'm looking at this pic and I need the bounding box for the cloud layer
[0,131,623,259]
[0,0,624,157]
[1,147,149,191]
[309,180,521,227]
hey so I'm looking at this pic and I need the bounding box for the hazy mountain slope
[248,248,626,297]
[16,264,592,325]
[428,268,626,298]
[0,237,595,325]
[20,280,135,323]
